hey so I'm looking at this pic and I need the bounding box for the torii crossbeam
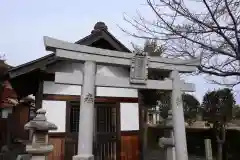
[44,36,200,160]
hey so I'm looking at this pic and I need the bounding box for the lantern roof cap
[24,108,57,131]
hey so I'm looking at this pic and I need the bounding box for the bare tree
[122,0,240,87]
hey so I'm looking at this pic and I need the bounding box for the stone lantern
[24,108,57,160]
[159,110,188,160]
[159,110,176,160]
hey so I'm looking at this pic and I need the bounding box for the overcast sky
[0,0,239,103]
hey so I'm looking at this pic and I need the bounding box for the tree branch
[122,0,240,86]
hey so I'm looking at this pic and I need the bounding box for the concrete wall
[43,62,139,132]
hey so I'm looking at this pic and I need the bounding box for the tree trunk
[223,142,228,160]
[217,143,223,160]
[216,126,226,160]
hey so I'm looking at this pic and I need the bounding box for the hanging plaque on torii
[130,51,149,84]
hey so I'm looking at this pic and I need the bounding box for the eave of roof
[8,54,54,73]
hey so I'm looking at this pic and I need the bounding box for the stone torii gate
[44,36,200,160]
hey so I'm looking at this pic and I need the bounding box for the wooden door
[94,103,121,160]
[65,102,78,160]
[64,134,78,160]
[65,102,121,160]
[120,132,140,160]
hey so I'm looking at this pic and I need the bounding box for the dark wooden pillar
[6,113,13,147]
[138,91,145,160]
[30,78,43,140]
[35,79,43,109]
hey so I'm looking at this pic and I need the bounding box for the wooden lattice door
[65,102,121,160]
[65,102,78,160]
[94,103,121,160]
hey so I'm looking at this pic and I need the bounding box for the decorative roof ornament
[91,22,108,34]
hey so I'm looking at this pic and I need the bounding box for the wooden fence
[47,135,65,160]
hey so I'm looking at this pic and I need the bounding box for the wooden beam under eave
[54,72,196,92]
[43,94,139,103]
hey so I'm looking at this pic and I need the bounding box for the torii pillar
[171,70,188,160]
[73,61,96,160]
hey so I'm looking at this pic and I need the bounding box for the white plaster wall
[43,81,138,98]
[42,100,66,132]
[96,65,138,97]
[43,81,81,95]
[45,62,138,98]
[47,61,84,74]
[96,87,138,97]
[120,103,139,131]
